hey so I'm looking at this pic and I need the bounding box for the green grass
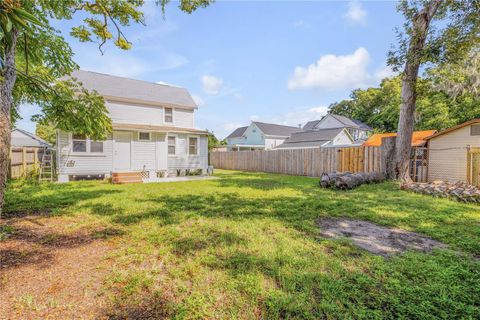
[4,170,480,319]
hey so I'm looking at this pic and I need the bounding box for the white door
[113,131,131,170]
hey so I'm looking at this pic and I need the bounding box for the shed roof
[70,70,197,109]
[363,130,437,147]
[425,119,480,140]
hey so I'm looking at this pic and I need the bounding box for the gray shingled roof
[275,140,330,149]
[11,128,51,148]
[352,119,373,130]
[253,122,301,137]
[330,114,372,130]
[285,128,345,143]
[226,126,248,139]
[303,120,321,131]
[70,70,197,109]
[275,128,346,149]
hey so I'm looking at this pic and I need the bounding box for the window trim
[70,133,105,155]
[72,133,87,153]
[164,107,174,124]
[138,131,151,141]
[167,135,177,156]
[188,136,199,156]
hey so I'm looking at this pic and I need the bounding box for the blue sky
[17,0,404,138]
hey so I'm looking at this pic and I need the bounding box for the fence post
[467,145,471,184]
[22,147,27,177]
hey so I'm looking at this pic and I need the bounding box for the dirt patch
[0,216,121,319]
[317,218,447,257]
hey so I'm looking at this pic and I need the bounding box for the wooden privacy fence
[210,146,383,177]
[9,147,46,178]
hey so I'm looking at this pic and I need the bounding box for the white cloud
[74,45,188,79]
[288,47,372,90]
[192,94,205,107]
[201,75,224,95]
[345,1,368,25]
[249,106,329,129]
[374,65,397,80]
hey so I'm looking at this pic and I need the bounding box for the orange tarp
[363,130,437,147]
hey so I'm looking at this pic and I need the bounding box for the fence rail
[9,147,47,179]
[210,146,383,177]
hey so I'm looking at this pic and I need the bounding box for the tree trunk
[395,0,442,182]
[0,30,18,216]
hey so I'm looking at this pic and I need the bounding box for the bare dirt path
[0,215,120,319]
[317,218,447,257]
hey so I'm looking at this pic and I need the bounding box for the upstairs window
[139,132,151,141]
[72,134,87,152]
[165,107,173,123]
[168,136,176,155]
[188,137,198,155]
[471,124,480,136]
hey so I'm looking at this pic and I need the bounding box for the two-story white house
[56,70,208,183]
[225,121,302,151]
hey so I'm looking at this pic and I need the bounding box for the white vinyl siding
[315,115,344,129]
[57,96,206,180]
[57,131,113,175]
[428,125,480,183]
[107,101,164,126]
[131,132,156,170]
[168,134,208,170]
[174,108,194,128]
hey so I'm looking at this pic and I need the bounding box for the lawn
[1,170,479,319]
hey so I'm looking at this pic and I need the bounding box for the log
[319,171,386,190]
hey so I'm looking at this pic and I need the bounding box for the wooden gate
[467,147,480,186]
[410,147,428,182]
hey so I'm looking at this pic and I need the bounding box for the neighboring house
[57,70,208,183]
[303,114,373,142]
[12,128,51,148]
[426,119,480,185]
[275,128,353,149]
[225,122,301,151]
[363,130,436,147]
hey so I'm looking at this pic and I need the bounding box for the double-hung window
[168,136,176,155]
[72,134,87,152]
[188,137,198,155]
[165,107,173,123]
[72,134,104,153]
